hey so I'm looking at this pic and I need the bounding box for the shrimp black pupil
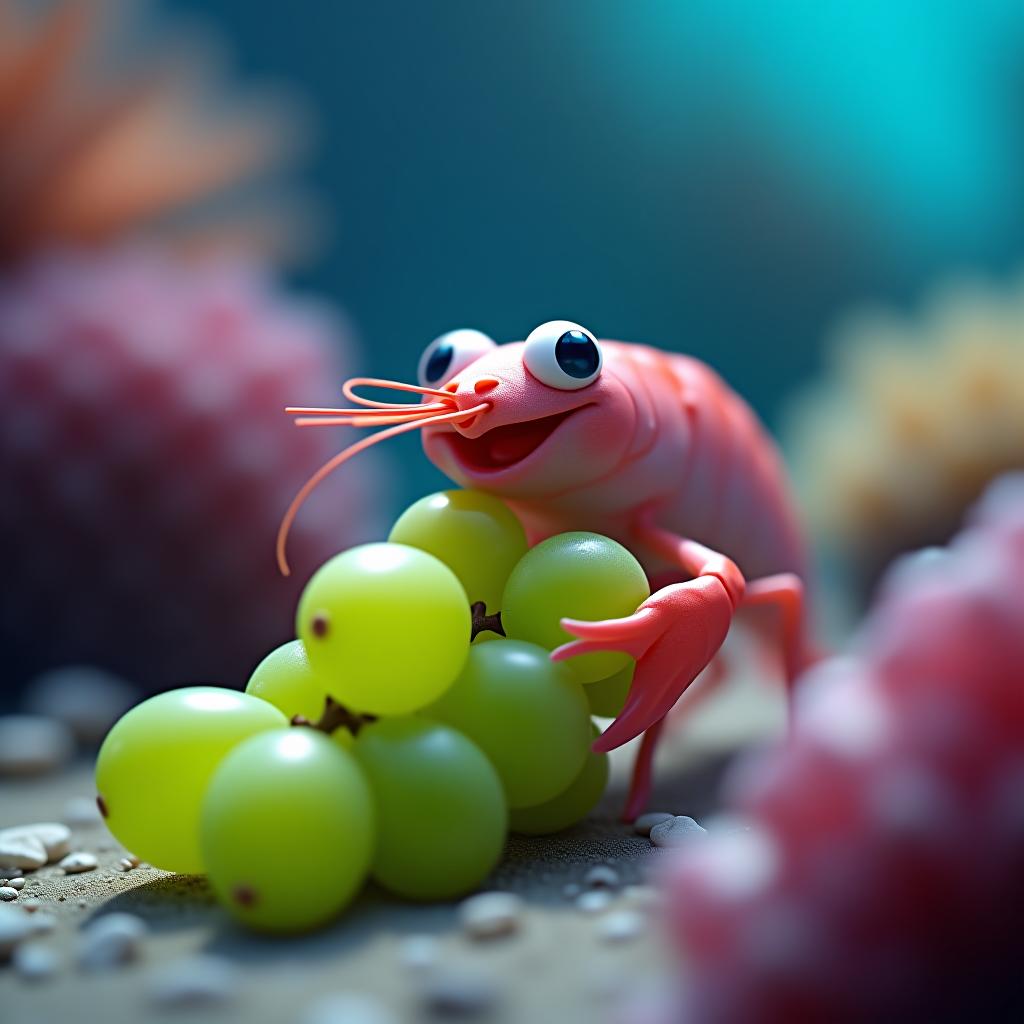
[425,342,454,383]
[555,330,599,379]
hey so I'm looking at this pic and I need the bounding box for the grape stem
[470,601,505,642]
[291,697,377,737]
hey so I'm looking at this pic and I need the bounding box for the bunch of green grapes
[94,490,649,933]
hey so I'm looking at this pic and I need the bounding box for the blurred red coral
[664,474,1024,1022]
[0,248,376,689]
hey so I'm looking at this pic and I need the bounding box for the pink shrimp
[277,321,817,820]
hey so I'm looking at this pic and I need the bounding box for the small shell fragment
[576,890,613,915]
[0,887,18,901]
[634,812,674,836]
[583,865,620,889]
[649,815,707,849]
[457,892,523,940]
[58,851,98,874]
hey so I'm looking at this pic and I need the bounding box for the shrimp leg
[551,519,745,817]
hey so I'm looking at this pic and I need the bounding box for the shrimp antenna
[276,377,488,577]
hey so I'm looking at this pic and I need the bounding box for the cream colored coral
[786,276,1024,586]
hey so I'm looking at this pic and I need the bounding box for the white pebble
[77,912,147,970]
[421,969,497,1017]
[0,887,18,901]
[147,954,237,1007]
[633,812,674,836]
[583,865,620,889]
[596,910,645,944]
[458,891,523,940]
[398,934,439,972]
[22,666,139,744]
[0,715,74,776]
[63,797,103,827]
[13,941,59,980]
[0,823,72,865]
[0,835,46,870]
[576,890,613,915]
[303,992,401,1024]
[0,904,36,956]
[8,878,25,891]
[58,851,98,874]
[649,815,707,848]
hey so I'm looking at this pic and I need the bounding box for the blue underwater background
[172,0,1024,510]
[5,0,1024,699]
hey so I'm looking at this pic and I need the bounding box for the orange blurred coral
[0,0,300,264]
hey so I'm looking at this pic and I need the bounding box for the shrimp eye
[417,329,496,387]
[522,320,602,390]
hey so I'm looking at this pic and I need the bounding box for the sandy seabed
[0,672,781,1024]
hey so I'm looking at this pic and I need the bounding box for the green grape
[502,532,650,683]
[297,543,471,716]
[201,729,373,931]
[95,688,286,873]
[353,717,506,900]
[388,489,527,613]
[586,663,634,718]
[426,639,591,808]
[245,639,328,723]
[331,727,355,750]
[510,725,609,835]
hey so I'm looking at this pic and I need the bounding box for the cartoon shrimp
[277,321,816,820]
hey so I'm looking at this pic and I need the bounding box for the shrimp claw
[552,575,735,756]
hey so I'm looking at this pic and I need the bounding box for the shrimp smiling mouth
[444,405,590,473]
[276,372,590,576]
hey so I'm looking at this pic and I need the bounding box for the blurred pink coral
[664,474,1024,1022]
[0,248,376,690]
